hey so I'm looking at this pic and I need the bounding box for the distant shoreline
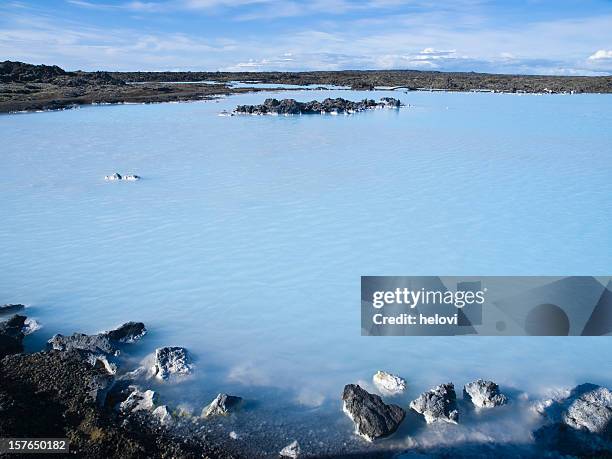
[2,60,612,114]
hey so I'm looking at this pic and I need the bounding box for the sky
[1,0,612,75]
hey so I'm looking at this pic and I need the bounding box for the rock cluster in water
[234,97,401,115]
[105,172,141,181]
[0,315,237,457]
[3,308,612,457]
[341,374,514,444]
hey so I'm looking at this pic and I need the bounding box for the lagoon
[1,89,611,455]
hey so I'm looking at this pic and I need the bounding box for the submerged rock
[534,383,612,456]
[0,304,25,315]
[234,97,402,115]
[150,346,192,380]
[342,384,405,442]
[410,383,459,424]
[463,379,508,408]
[279,440,301,458]
[202,393,243,417]
[373,370,407,396]
[0,315,27,357]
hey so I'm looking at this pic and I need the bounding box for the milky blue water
[1,90,611,455]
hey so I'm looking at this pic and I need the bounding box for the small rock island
[234,97,402,115]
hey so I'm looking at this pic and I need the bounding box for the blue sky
[1,0,612,74]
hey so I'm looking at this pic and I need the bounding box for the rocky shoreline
[2,60,612,114]
[0,310,240,458]
[2,307,611,458]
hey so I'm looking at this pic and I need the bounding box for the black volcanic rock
[0,315,27,358]
[234,97,402,115]
[66,71,125,87]
[380,96,401,107]
[106,322,146,343]
[342,384,405,441]
[48,322,147,355]
[351,82,375,90]
[0,61,123,86]
[0,61,66,83]
[0,350,235,458]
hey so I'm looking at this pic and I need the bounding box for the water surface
[1,90,611,455]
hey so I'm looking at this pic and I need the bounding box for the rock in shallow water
[49,332,115,355]
[279,440,300,458]
[150,346,192,380]
[534,383,612,456]
[48,321,146,355]
[342,384,405,442]
[104,172,141,181]
[202,393,243,417]
[410,383,459,424]
[106,321,146,343]
[463,379,508,408]
[373,370,407,396]
[48,322,146,377]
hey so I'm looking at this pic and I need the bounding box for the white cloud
[3,2,612,75]
[588,49,612,60]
